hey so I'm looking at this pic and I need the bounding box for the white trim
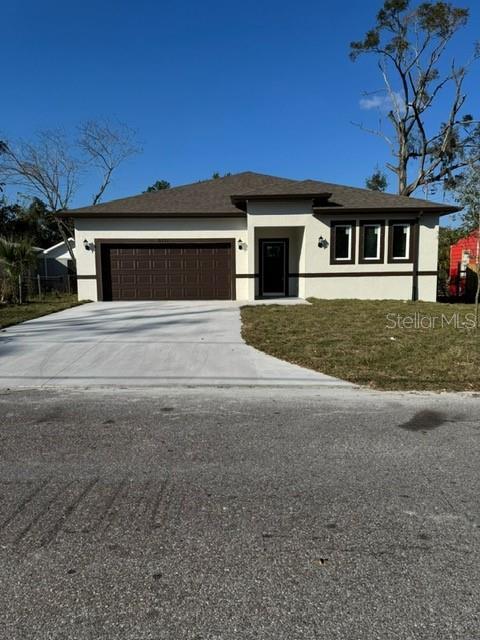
[43,238,75,255]
[334,224,352,261]
[362,223,381,260]
[391,223,410,260]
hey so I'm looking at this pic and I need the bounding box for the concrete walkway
[0,301,351,388]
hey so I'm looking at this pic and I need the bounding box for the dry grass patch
[241,299,479,391]
[0,295,87,330]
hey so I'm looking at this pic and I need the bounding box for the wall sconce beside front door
[318,236,328,249]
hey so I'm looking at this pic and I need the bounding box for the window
[335,225,351,260]
[391,224,410,259]
[388,221,413,263]
[363,225,380,259]
[392,224,409,259]
[359,221,384,263]
[330,222,355,264]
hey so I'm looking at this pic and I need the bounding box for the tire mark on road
[99,479,128,533]
[40,478,99,548]
[13,481,74,546]
[0,478,51,533]
[152,479,185,534]
[150,479,170,531]
[62,479,126,535]
[138,479,154,534]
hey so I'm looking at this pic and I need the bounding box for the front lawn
[0,295,87,330]
[241,299,479,391]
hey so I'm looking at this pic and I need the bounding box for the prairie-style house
[62,172,458,302]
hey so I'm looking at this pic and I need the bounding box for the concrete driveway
[0,301,350,387]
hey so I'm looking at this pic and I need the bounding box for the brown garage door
[100,242,234,301]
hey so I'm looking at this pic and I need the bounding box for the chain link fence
[10,274,77,303]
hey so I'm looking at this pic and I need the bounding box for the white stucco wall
[246,200,439,301]
[73,205,440,303]
[74,217,248,301]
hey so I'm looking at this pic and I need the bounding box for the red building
[449,231,479,297]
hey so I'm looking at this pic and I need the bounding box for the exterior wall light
[238,239,247,250]
[318,236,328,249]
[83,239,92,251]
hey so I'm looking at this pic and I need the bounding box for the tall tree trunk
[398,160,408,195]
[55,219,76,266]
[397,128,408,195]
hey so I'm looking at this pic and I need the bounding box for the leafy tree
[0,197,62,247]
[453,163,480,233]
[0,199,21,237]
[366,168,388,191]
[144,180,170,192]
[350,1,480,196]
[452,162,480,321]
[212,172,231,179]
[0,236,37,303]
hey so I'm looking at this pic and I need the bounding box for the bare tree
[350,1,480,196]
[0,140,8,192]
[78,120,140,206]
[0,120,140,264]
[0,131,78,262]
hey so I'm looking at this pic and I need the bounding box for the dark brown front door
[100,242,234,301]
[259,239,288,297]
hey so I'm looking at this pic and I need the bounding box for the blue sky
[2,0,479,220]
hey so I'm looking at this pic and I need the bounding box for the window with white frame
[333,224,353,261]
[391,223,410,260]
[362,223,381,260]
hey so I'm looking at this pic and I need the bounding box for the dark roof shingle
[64,171,459,217]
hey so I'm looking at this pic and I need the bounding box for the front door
[259,239,288,297]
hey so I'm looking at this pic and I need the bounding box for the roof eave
[58,210,247,219]
[313,205,461,216]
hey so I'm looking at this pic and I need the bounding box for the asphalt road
[0,386,479,639]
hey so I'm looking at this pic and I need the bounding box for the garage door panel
[167,260,184,270]
[151,274,169,284]
[150,259,168,268]
[102,242,234,301]
[114,260,135,269]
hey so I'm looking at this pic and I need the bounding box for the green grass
[241,299,480,392]
[0,295,87,330]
